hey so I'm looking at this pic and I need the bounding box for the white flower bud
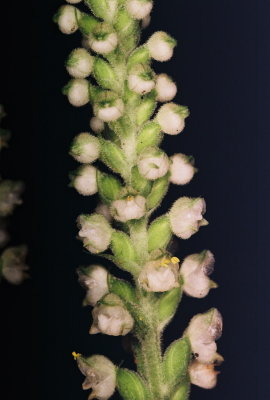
[56,5,80,35]
[1,245,29,285]
[137,147,170,180]
[156,103,189,135]
[147,31,177,62]
[65,79,90,107]
[76,354,116,400]
[138,256,180,292]
[170,153,196,185]
[70,132,100,164]
[126,0,153,20]
[142,15,151,29]
[95,203,112,222]
[181,251,215,298]
[111,195,146,222]
[128,64,155,95]
[186,308,223,364]
[169,197,208,239]
[90,294,134,336]
[156,73,177,102]
[88,23,118,55]
[189,361,219,389]
[66,0,82,3]
[77,265,109,306]
[94,92,124,122]
[90,117,105,133]
[73,165,98,196]
[78,214,112,254]
[66,48,94,79]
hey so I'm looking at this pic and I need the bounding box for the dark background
[0,0,267,398]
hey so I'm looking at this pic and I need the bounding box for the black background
[0,0,268,399]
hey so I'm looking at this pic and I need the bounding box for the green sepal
[131,166,152,197]
[136,122,162,154]
[93,58,118,91]
[123,84,141,108]
[110,231,140,275]
[146,173,170,210]
[97,170,122,205]
[127,46,151,70]
[78,13,99,35]
[136,92,157,126]
[163,338,191,388]
[171,382,190,400]
[84,0,108,20]
[99,138,127,177]
[148,215,172,253]
[117,368,148,400]
[115,7,139,37]
[158,286,182,329]
[108,275,136,304]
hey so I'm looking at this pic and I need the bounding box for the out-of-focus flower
[0,180,24,217]
[1,245,29,285]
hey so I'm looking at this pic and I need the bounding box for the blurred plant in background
[0,106,29,285]
[55,1,223,399]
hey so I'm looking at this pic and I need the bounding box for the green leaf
[136,122,162,153]
[117,369,148,400]
[85,0,107,20]
[148,215,172,253]
[163,338,191,387]
[78,13,98,35]
[111,231,139,274]
[171,382,190,400]
[131,166,152,197]
[97,170,122,205]
[158,287,182,329]
[93,58,118,91]
[128,46,151,70]
[108,275,136,304]
[146,173,170,210]
[136,93,157,126]
[100,139,127,177]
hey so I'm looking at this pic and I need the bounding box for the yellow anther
[171,257,180,264]
[72,352,81,360]
[127,196,134,201]
[161,257,170,266]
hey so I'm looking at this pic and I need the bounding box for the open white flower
[76,354,116,400]
[137,147,170,180]
[181,251,216,298]
[156,103,189,135]
[65,79,90,107]
[94,91,124,122]
[78,214,112,254]
[90,117,105,133]
[73,165,98,196]
[0,180,24,217]
[147,31,177,62]
[126,0,153,20]
[185,308,223,364]
[111,195,146,222]
[70,132,100,164]
[77,265,109,306]
[189,361,219,389]
[138,256,180,292]
[1,245,29,285]
[66,48,94,79]
[88,23,118,54]
[170,153,196,185]
[56,5,80,35]
[128,64,155,95]
[95,203,112,222]
[156,73,177,102]
[90,294,134,336]
[169,197,208,239]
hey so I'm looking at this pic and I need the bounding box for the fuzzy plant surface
[0,106,29,285]
[54,1,223,399]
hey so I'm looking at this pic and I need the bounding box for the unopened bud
[126,0,153,20]
[147,31,177,62]
[66,48,94,79]
[156,73,177,102]
[90,117,105,133]
[55,5,81,35]
[77,265,109,306]
[138,257,180,292]
[111,195,146,222]
[95,203,112,222]
[169,197,208,239]
[189,361,219,389]
[142,14,151,29]
[94,91,124,122]
[63,79,90,107]
[156,103,189,135]
[170,153,196,185]
[77,213,112,253]
[72,165,98,196]
[88,23,118,54]
[70,132,100,164]
[128,64,155,95]
[138,147,170,180]
[90,294,134,336]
